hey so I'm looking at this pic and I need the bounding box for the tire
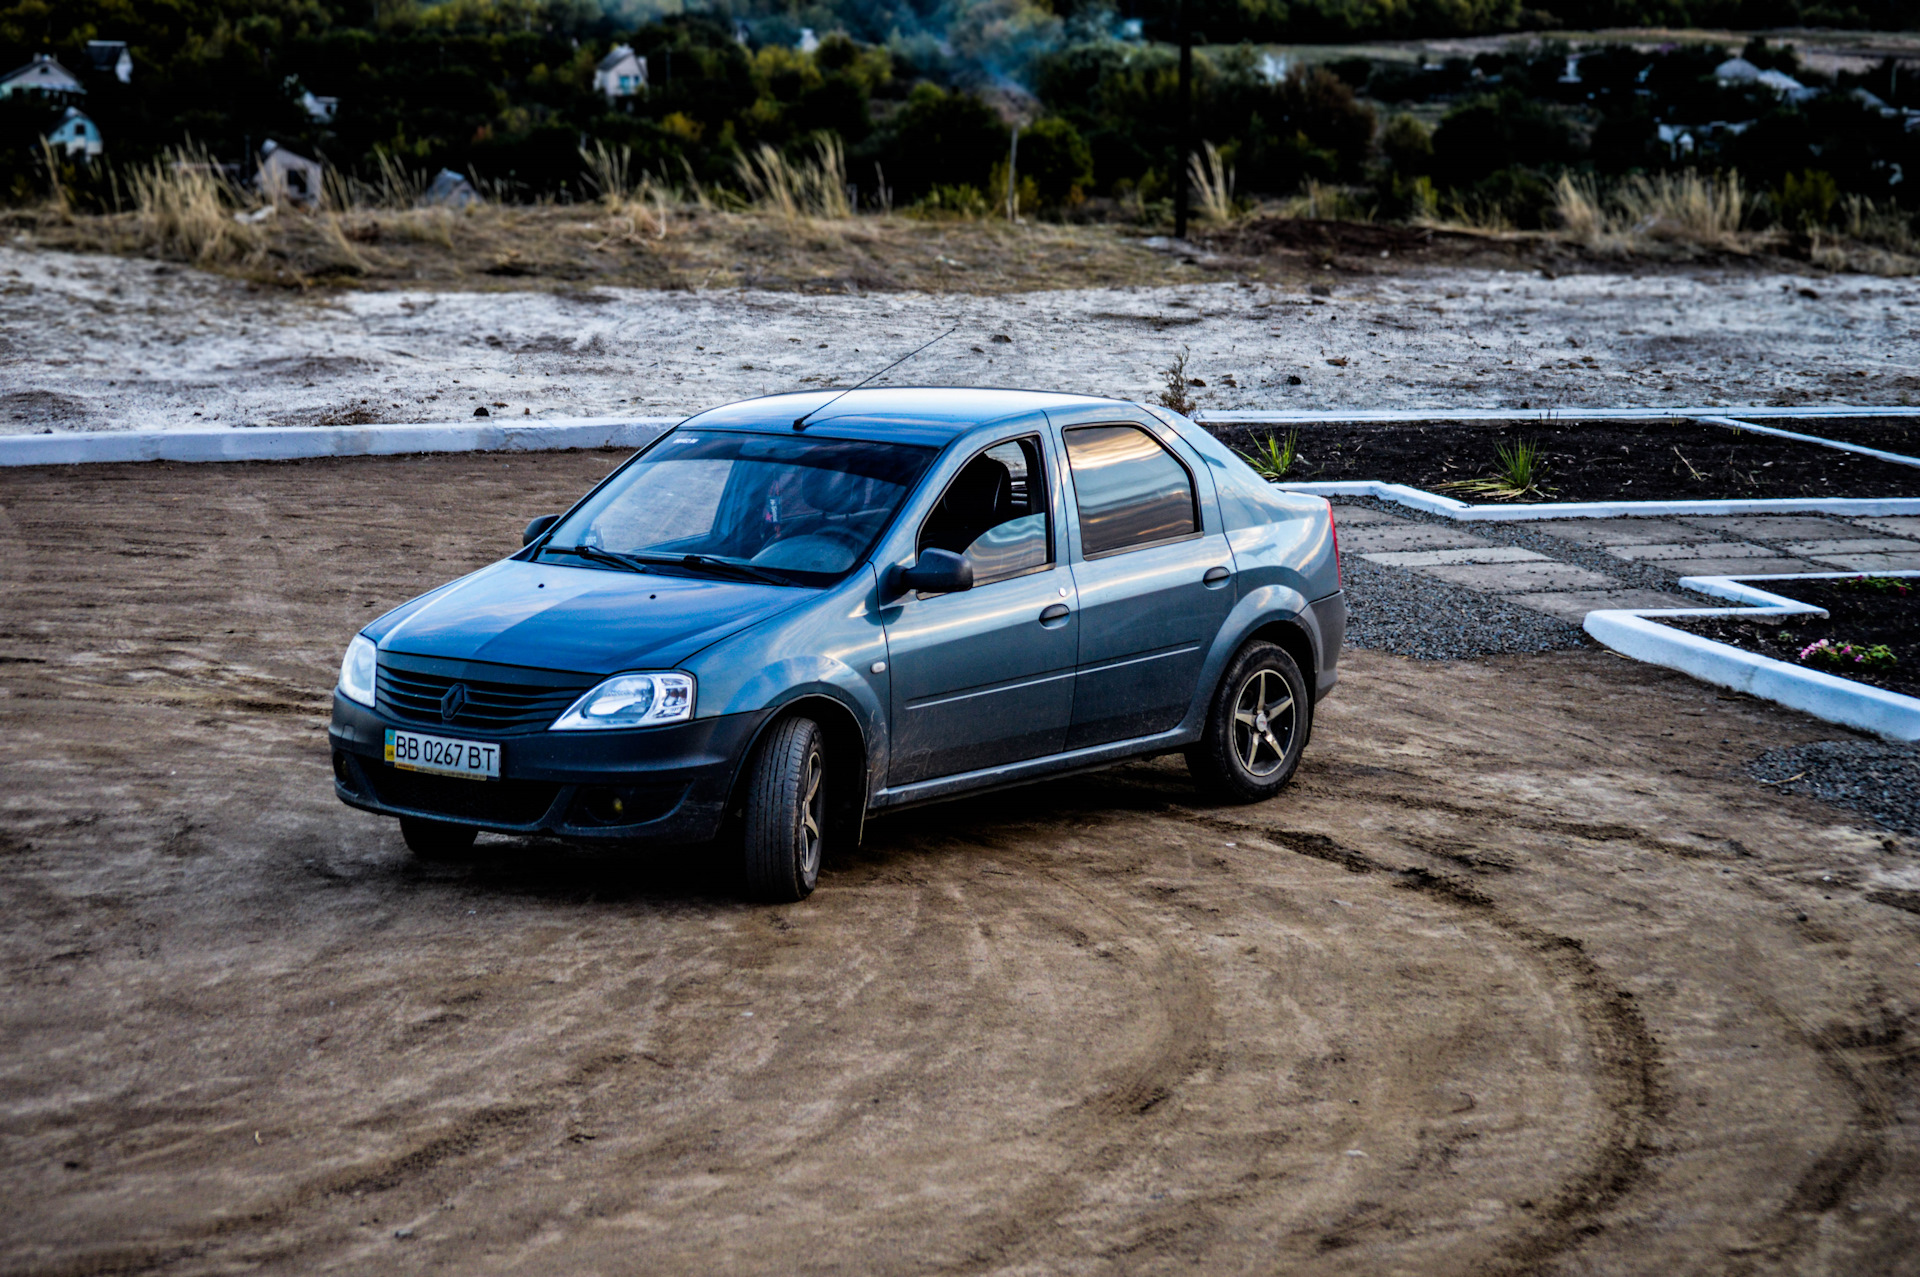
[742,716,826,902]
[399,815,479,860]
[1185,640,1311,803]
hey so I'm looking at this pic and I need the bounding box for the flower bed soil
[1665,578,1920,699]
[1203,418,1920,502]
[1733,415,1920,456]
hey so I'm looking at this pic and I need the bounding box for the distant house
[593,45,647,101]
[426,169,478,208]
[46,106,102,158]
[257,139,323,206]
[797,28,820,53]
[1714,56,1818,103]
[0,54,84,98]
[85,41,132,84]
[300,89,339,123]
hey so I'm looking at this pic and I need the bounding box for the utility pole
[1173,0,1192,240]
[1005,125,1020,221]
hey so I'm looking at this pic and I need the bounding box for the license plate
[385,729,500,781]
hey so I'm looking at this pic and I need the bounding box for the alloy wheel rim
[1232,669,1295,779]
[799,748,823,881]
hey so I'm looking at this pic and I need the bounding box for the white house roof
[0,54,84,95]
[598,45,637,71]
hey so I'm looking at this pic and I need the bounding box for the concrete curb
[1582,572,1920,742]
[0,418,679,467]
[1201,406,1920,423]
[1273,479,1920,521]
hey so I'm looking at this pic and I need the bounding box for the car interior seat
[921,456,1015,556]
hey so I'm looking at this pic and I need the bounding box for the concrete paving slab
[1806,552,1920,572]
[1850,516,1920,537]
[1607,541,1773,562]
[1326,503,1407,525]
[1655,557,1819,576]
[1525,518,1723,545]
[1362,547,1549,568]
[1676,515,1860,539]
[1339,524,1493,553]
[1781,538,1920,556]
[1510,589,1703,622]
[1421,561,1621,591]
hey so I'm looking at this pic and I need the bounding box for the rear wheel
[1186,640,1310,802]
[742,716,826,902]
[399,815,479,860]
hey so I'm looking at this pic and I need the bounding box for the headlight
[551,672,694,731]
[338,634,377,708]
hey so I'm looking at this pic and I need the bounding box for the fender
[1177,583,1316,731]
[694,654,890,818]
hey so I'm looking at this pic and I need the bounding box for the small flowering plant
[1836,575,1913,596]
[1798,638,1898,670]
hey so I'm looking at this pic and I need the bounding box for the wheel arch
[729,692,872,849]
[1244,616,1318,690]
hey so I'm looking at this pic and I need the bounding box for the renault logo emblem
[440,683,468,722]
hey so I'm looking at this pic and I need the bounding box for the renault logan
[329,389,1345,900]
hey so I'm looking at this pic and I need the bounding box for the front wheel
[742,716,826,902]
[1186,640,1311,802]
[400,815,479,860]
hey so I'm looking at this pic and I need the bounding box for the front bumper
[328,693,768,844]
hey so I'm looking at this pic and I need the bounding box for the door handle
[1203,566,1231,587]
[1038,603,1071,626]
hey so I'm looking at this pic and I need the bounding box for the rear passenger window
[1063,425,1198,557]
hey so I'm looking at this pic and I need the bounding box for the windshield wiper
[679,554,798,586]
[546,545,796,586]
[543,543,655,574]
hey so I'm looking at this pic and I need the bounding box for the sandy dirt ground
[4,245,1917,435]
[2,453,1917,1275]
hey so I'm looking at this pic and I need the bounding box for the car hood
[377,559,807,675]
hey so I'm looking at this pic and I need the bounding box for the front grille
[362,764,562,826]
[376,652,596,735]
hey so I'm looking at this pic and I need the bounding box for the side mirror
[896,548,974,596]
[522,513,560,546]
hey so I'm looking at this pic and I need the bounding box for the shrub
[1776,168,1840,230]
[1014,116,1094,209]
[1379,113,1434,175]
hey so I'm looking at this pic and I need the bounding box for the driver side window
[917,437,1052,587]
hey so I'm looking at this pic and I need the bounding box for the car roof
[680,388,1139,447]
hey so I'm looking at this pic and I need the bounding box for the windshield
[539,430,937,586]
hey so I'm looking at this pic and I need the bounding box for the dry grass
[1275,179,1374,223]
[1554,170,1750,250]
[1187,143,1237,224]
[126,145,264,266]
[735,138,850,220]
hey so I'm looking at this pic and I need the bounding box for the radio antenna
[793,326,958,431]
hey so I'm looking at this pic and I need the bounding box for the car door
[881,433,1079,785]
[1058,418,1235,751]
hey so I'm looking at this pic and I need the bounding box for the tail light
[1327,501,1341,588]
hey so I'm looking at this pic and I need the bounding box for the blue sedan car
[329,389,1344,900]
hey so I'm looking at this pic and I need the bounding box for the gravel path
[1339,554,1590,658]
[1747,739,1920,839]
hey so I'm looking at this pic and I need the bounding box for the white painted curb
[1201,406,1920,423]
[1272,479,1920,521]
[0,417,679,467]
[1582,572,1920,741]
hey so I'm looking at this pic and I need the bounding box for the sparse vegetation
[1240,431,1302,480]
[1436,438,1552,501]
[1158,349,1198,417]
